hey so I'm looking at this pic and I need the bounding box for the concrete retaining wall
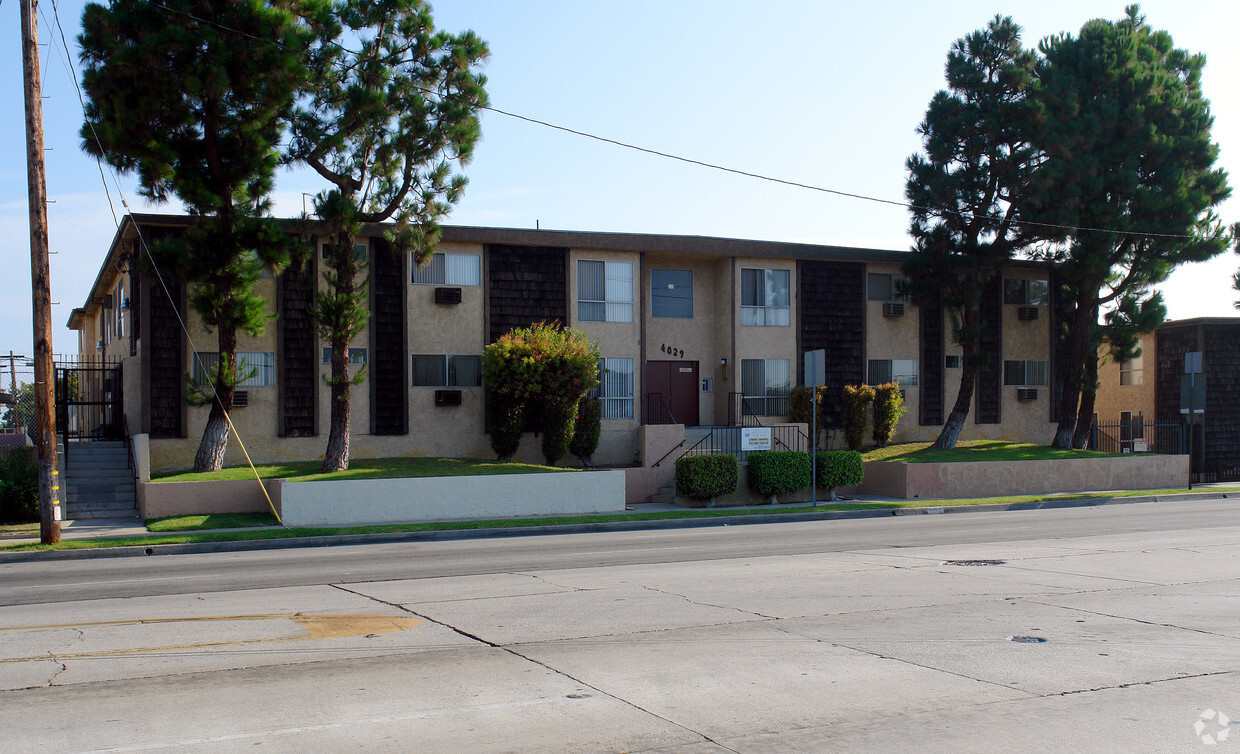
[138,479,283,519]
[857,454,1189,500]
[279,469,627,526]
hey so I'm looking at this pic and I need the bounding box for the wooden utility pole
[20,0,61,544]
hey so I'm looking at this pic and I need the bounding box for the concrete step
[649,493,677,504]
[65,440,127,449]
[67,508,140,520]
[63,470,133,481]
[68,502,139,515]
[66,487,137,500]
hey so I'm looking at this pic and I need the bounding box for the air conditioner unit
[434,287,463,305]
[434,389,462,407]
[882,302,905,318]
[233,390,249,408]
[1016,388,1038,401]
[1018,306,1040,321]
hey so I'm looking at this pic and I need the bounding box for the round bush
[746,451,812,496]
[815,450,864,488]
[675,455,738,500]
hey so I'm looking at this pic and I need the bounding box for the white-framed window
[740,268,790,326]
[740,358,791,416]
[1119,353,1143,386]
[320,241,368,263]
[192,351,276,387]
[592,357,635,419]
[412,252,481,286]
[867,273,910,301]
[1003,360,1048,387]
[322,348,367,366]
[411,354,482,387]
[945,354,962,369]
[1003,278,1049,306]
[578,260,634,322]
[868,359,919,387]
[651,269,693,319]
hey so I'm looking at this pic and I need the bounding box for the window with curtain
[740,268,790,326]
[868,359,919,387]
[578,260,634,322]
[192,352,275,387]
[592,357,634,419]
[1003,360,1048,387]
[1119,353,1143,386]
[1002,278,1049,306]
[411,252,482,286]
[651,269,693,318]
[740,358,791,416]
[411,355,483,387]
[322,348,367,366]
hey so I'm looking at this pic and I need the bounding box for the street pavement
[1,500,1238,752]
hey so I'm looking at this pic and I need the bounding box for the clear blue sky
[2,0,1237,361]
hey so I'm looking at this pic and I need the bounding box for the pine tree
[1033,6,1231,449]
[79,0,321,470]
[903,16,1040,449]
[288,0,488,472]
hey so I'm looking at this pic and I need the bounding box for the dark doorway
[645,360,699,426]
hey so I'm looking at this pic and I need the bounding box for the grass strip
[151,456,578,483]
[146,513,281,532]
[4,485,1235,552]
[861,440,1127,464]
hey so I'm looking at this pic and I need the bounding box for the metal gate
[55,358,124,451]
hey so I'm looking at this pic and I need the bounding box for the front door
[645,360,699,426]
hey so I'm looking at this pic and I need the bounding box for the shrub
[675,455,738,501]
[540,398,578,466]
[788,385,830,448]
[0,446,39,524]
[815,450,864,500]
[841,384,875,451]
[872,382,906,448]
[569,397,601,467]
[746,450,812,500]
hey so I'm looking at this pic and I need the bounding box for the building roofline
[1158,316,1240,329]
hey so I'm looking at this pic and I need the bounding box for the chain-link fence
[0,363,36,444]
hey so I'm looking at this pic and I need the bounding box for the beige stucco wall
[1094,331,1156,426]
[734,257,796,422]
[643,253,724,426]
[138,478,282,519]
[864,262,921,443]
[569,247,641,464]
[857,453,1187,500]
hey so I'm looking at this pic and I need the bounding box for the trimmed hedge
[675,455,738,501]
[569,397,601,467]
[746,451,812,497]
[815,450,864,500]
[842,384,875,451]
[871,382,906,448]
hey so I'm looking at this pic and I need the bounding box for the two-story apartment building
[68,214,1059,472]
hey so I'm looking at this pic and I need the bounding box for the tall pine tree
[903,16,1040,448]
[288,0,488,472]
[80,0,323,470]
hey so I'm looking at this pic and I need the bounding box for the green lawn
[861,440,1127,464]
[151,456,578,483]
[146,513,281,532]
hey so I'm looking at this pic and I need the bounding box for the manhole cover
[1009,635,1047,644]
[943,559,1007,566]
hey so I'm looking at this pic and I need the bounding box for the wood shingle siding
[798,260,865,426]
[147,275,184,439]
[278,260,317,437]
[1203,324,1240,477]
[974,277,1002,424]
[919,298,944,426]
[486,244,567,343]
[370,238,408,435]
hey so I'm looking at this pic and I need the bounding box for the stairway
[649,481,677,505]
[61,441,139,520]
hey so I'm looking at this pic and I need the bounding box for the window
[740,268,790,326]
[1120,353,1143,386]
[595,357,634,419]
[740,358,791,416]
[412,252,481,286]
[578,260,634,322]
[867,273,909,301]
[1003,278,1049,306]
[320,242,368,263]
[868,359,919,387]
[651,269,693,319]
[1003,360,1048,387]
[945,354,962,369]
[322,348,367,366]
[192,352,275,387]
[411,355,482,387]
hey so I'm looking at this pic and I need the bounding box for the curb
[1,490,1233,564]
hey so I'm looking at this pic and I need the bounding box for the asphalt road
[4,498,1237,607]
[2,499,1238,752]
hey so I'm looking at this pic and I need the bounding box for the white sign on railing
[741,427,772,452]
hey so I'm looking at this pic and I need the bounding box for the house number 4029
[660,343,684,358]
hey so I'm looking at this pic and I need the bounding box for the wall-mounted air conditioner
[882,302,905,318]
[1018,306,1039,321]
[435,389,462,407]
[1016,388,1038,401]
[434,287,463,305]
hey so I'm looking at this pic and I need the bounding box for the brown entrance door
[645,360,699,426]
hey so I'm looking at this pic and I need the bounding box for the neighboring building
[68,214,1059,473]
[1094,318,1240,481]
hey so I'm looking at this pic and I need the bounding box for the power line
[141,0,1215,243]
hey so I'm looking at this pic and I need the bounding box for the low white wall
[280,469,627,526]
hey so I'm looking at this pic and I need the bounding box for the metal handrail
[654,430,713,468]
[645,392,678,426]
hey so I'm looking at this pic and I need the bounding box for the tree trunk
[1072,353,1099,449]
[932,310,979,450]
[320,236,357,473]
[193,326,236,472]
[1052,291,1095,449]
